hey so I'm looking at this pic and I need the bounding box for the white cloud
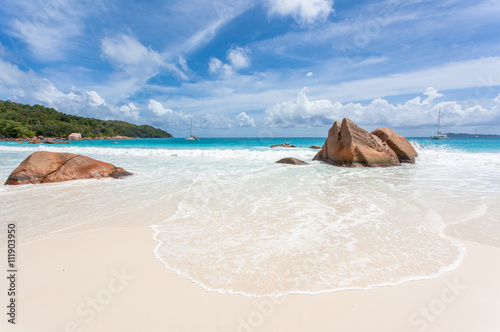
[201,113,232,129]
[236,112,256,127]
[266,0,334,24]
[164,0,254,55]
[306,72,313,77]
[0,57,140,121]
[265,87,499,129]
[0,58,36,98]
[118,102,139,120]
[5,0,95,61]
[313,56,500,103]
[227,46,251,70]
[86,90,106,107]
[208,57,234,76]
[101,34,163,76]
[147,99,255,133]
[146,99,199,134]
[177,56,192,79]
[99,34,192,100]
[208,46,251,77]
[422,87,443,104]
[148,99,174,117]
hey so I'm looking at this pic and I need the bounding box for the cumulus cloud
[118,102,139,120]
[0,57,141,121]
[266,0,334,24]
[146,99,197,134]
[422,87,443,104]
[147,100,251,132]
[306,72,313,77]
[43,84,140,121]
[236,112,256,127]
[227,46,251,70]
[208,46,251,77]
[265,87,499,129]
[148,99,174,117]
[208,57,234,76]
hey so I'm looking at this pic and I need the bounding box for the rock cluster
[270,142,296,148]
[313,118,417,167]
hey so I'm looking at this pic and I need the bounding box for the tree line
[0,100,172,139]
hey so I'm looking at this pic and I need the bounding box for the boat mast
[437,108,441,134]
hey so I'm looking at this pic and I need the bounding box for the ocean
[1,137,499,296]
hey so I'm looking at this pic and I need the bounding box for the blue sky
[1,0,500,137]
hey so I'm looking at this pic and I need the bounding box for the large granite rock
[371,127,418,163]
[313,118,401,167]
[5,151,132,185]
[276,157,309,165]
[68,133,82,141]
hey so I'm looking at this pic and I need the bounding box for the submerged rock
[309,145,321,149]
[43,140,69,144]
[270,142,296,148]
[313,118,401,167]
[276,157,309,165]
[28,137,40,144]
[371,127,418,163]
[5,151,132,185]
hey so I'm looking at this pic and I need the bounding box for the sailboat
[185,119,199,141]
[430,108,449,139]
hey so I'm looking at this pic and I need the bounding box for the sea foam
[1,139,498,296]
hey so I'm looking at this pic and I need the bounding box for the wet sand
[1,226,499,332]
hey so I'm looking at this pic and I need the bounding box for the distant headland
[0,100,172,140]
[444,133,500,138]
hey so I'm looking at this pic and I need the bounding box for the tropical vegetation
[0,100,172,138]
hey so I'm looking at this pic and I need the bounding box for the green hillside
[0,100,172,139]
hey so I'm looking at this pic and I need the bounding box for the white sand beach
[2,0,500,329]
[2,226,499,332]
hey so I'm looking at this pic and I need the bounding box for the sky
[1,0,500,137]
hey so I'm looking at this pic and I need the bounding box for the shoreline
[1,226,499,331]
[0,135,136,142]
[150,224,467,298]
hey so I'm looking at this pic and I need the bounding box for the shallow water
[0,137,499,296]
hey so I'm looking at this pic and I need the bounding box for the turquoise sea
[1,136,499,151]
[1,136,499,296]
